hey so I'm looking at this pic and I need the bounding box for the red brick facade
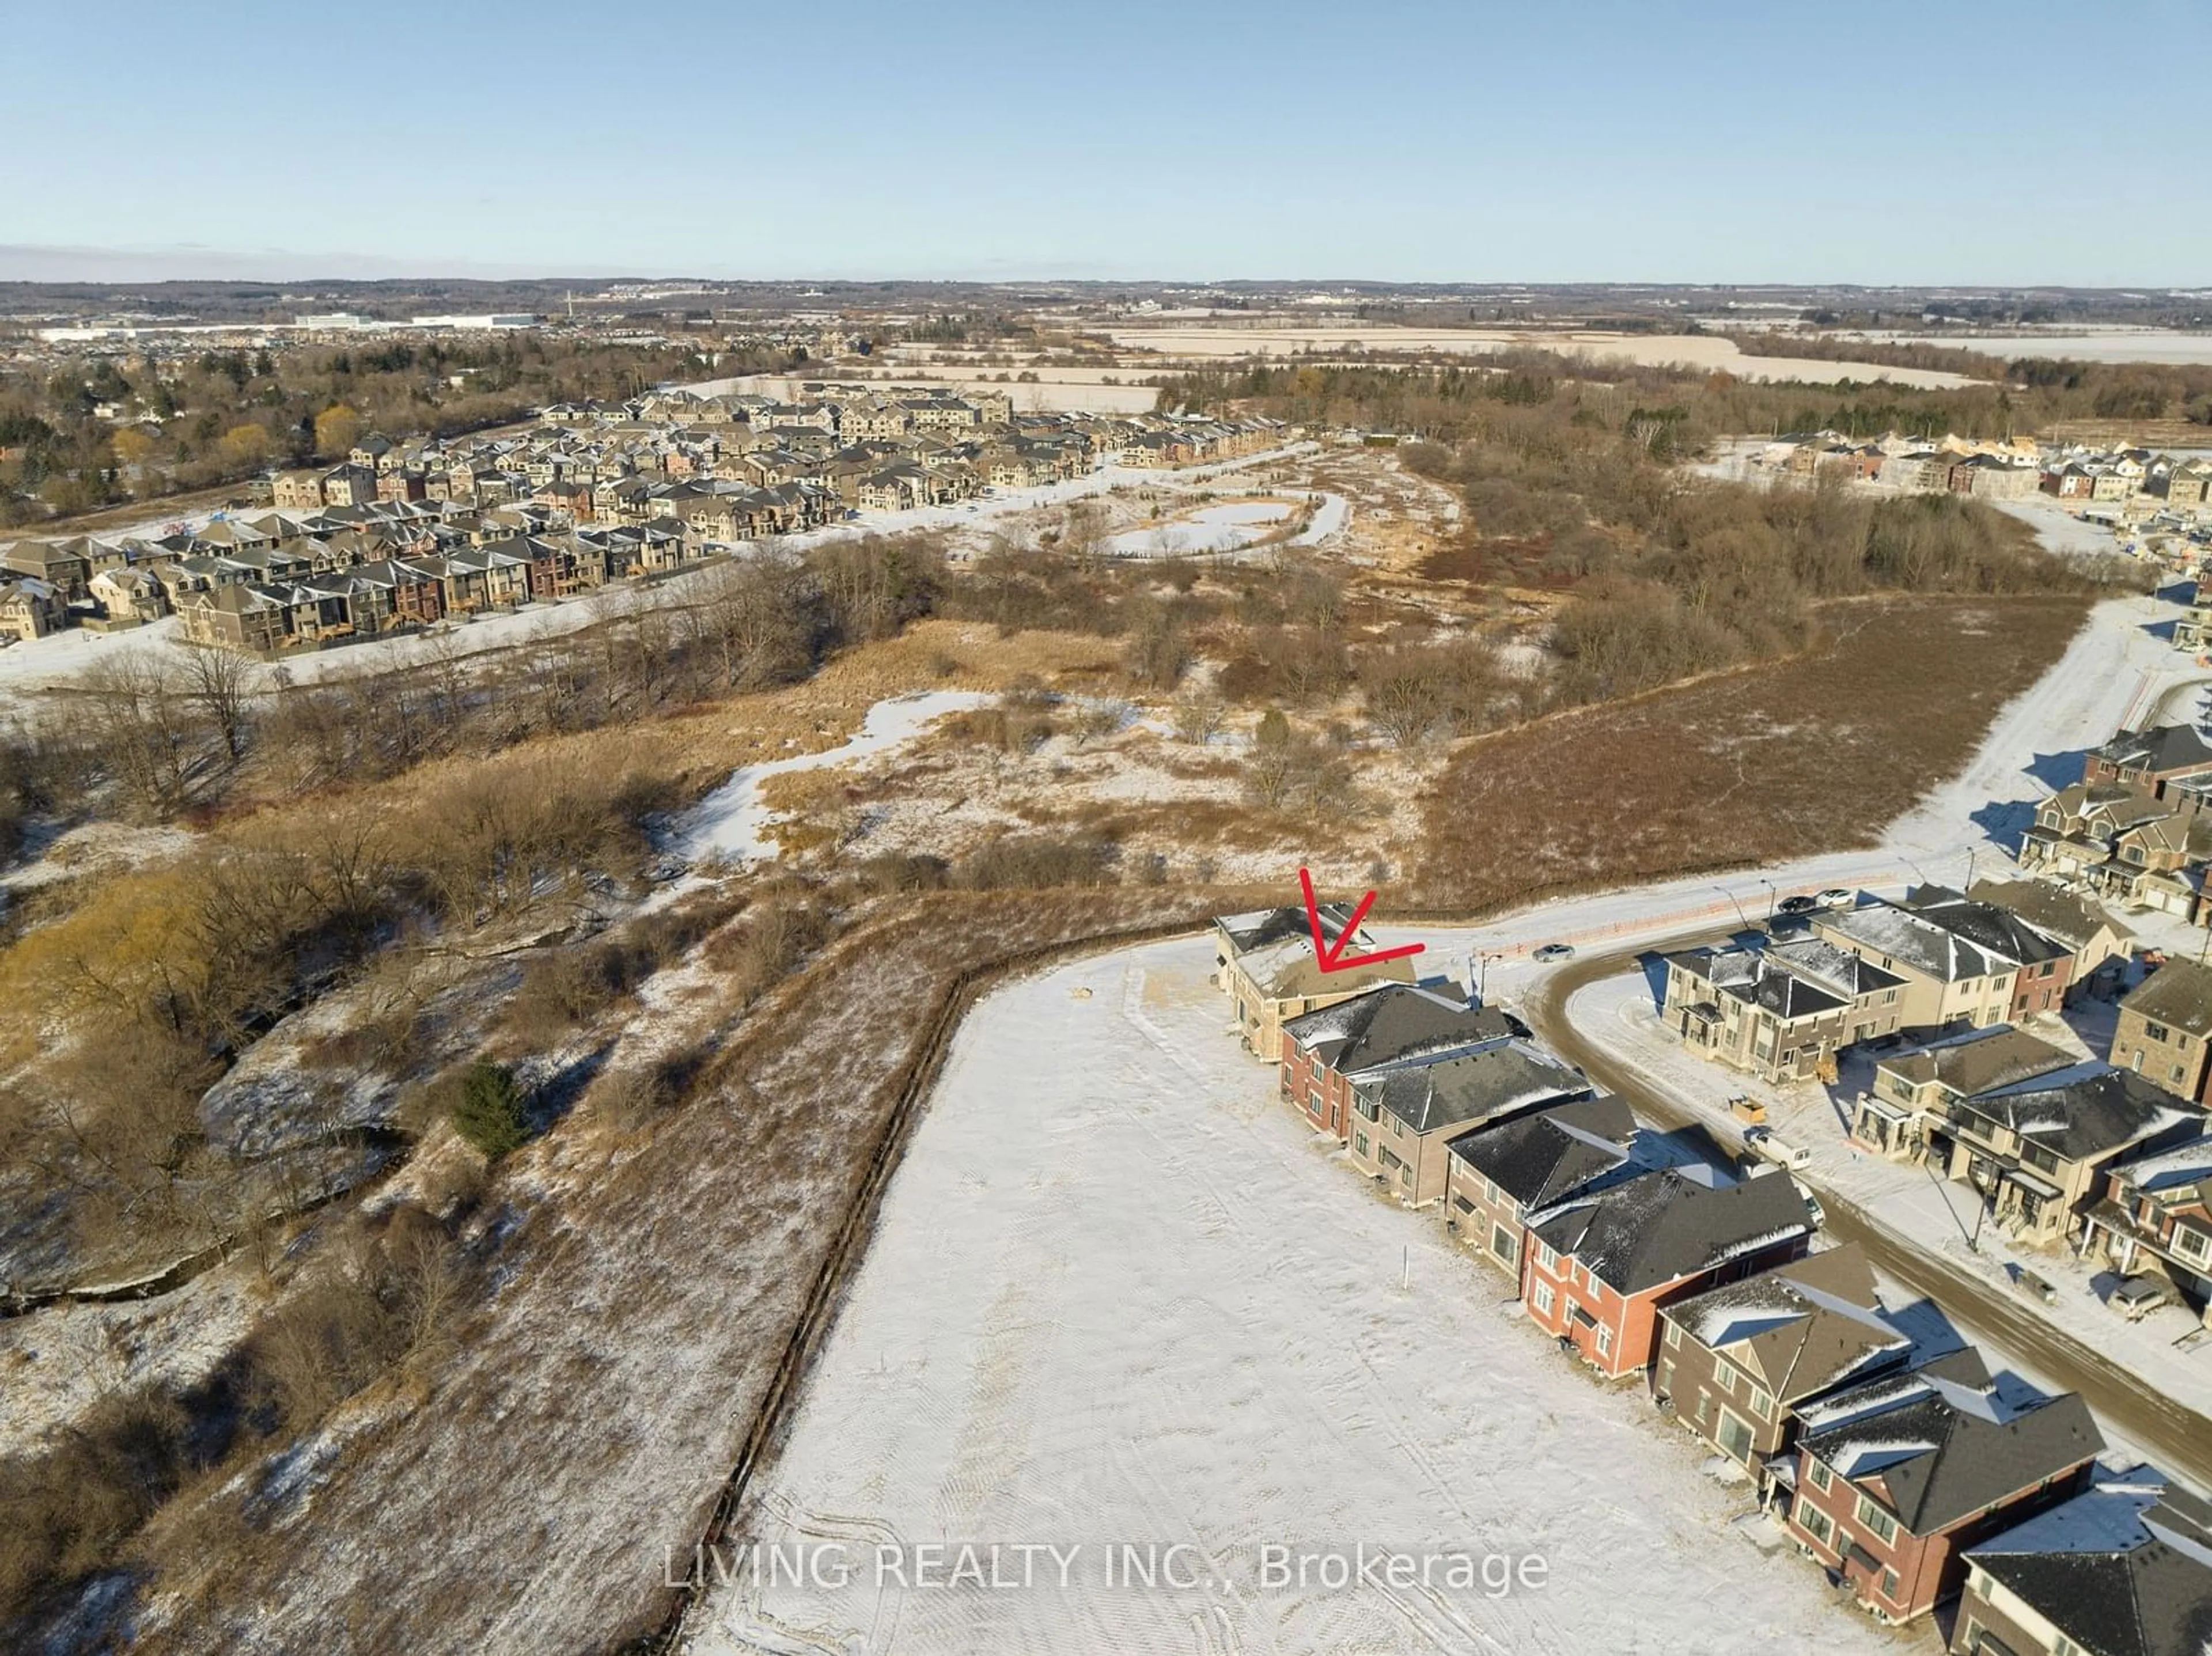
[1520,1231,1809,1381]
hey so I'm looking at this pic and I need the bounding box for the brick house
[2084,723,2212,800]
[1952,1473,2212,1656]
[1278,984,1522,1143]
[1785,1352,2103,1623]
[1445,1095,1639,1274]
[1816,891,2072,1034]
[1521,1166,1816,1380]
[1652,1244,1911,1480]
[1345,1037,1592,1208]
[2111,958,2212,1105]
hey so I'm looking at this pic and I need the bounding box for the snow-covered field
[1104,498,1293,557]
[684,939,1907,1655]
[680,689,997,863]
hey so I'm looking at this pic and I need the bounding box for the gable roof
[1967,1474,2212,1656]
[1661,1244,1911,1403]
[1448,1095,1637,1208]
[2122,958,2212,1040]
[1956,1064,2202,1165]
[1798,1362,2104,1535]
[1967,878,2133,952]
[1281,983,1524,1074]
[1356,1039,1590,1137]
[1877,1024,2080,1100]
[2095,723,2212,776]
[1214,903,1357,956]
[1530,1165,1813,1296]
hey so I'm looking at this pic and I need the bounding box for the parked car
[1795,1180,1825,1228]
[1816,888,1855,908]
[1777,894,1818,915]
[2111,1275,2173,1321]
[1532,943,1575,963]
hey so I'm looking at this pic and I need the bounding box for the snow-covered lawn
[1564,971,2212,1416]
[1104,498,1294,557]
[684,938,1915,1655]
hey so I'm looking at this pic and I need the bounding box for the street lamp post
[1711,885,1752,934]
[1759,878,1778,922]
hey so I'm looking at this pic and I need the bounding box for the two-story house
[1853,1024,2078,1161]
[2111,958,2212,1105]
[1444,1094,1641,1274]
[1521,1166,1816,1380]
[1653,1243,1913,1484]
[1346,1037,1592,1207]
[1816,893,2069,1034]
[1785,1352,2103,1623]
[1278,984,1522,1143]
[1953,1472,2212,1656]
[2078,1133,2212,1329]
[1662,937,1906,1082]
[1211,905,1418,1062]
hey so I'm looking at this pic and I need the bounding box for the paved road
[1522,936,2212,1492]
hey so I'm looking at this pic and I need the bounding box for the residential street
[1519,937,2212,1494]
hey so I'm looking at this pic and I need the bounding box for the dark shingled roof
[2094,723,2212,776]
[1213,902,1356,955]
[1660,1244,1912,1404]
[1900,886,2072,970]
[1357,1040,1590,1137]
[1957,1064,2202,1165]
[1448,1096,1637,1210]
[1529,1166,1813,1296]
[2122,957,2212,1041]
[1798,1364,2104,1536]
[1281,984,1524,1075]
[1967,1476,2212,1656]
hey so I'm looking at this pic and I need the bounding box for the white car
[1816,888,1855,908]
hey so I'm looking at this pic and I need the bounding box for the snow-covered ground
[684,939,1909,1656]
[680,690,997,865]
[1104,498,1293,557]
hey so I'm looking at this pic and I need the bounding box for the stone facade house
[1211,905,1417,1063]
[1662,937,1907,1082]
[1653,1244,1912,1479]
[2112,959,2212,1105]
[1345,1037,1592,1208]
[1445,1095,1639,1275]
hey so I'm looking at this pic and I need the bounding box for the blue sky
[7,0,2209,285]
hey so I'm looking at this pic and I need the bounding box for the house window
[1663,1320,1681,1350]
[1355,1131,1369,1156]
[2148,1022,2172,1043]
[1808,1460,1831,1492]
[1536,1241,1559,1272]
[1855,1496,1899,1544]
[1718,1411,1755,1461]
[1596,1323,1612,1357]
[1484,1178,1499,1204]
[1532,1283,1556,1317]
[1491,1225,1518,1264]
[2176,1226,2211,1263]
[1399,1163,1411,1187]
[1749,1386,1772,1418]
[1880,1569,1900,1601]
[1715,1365,1737,1397]
[1798,1506,1832,1547]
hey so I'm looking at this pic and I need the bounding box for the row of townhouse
[1212,907,2209,1644]
[2023,723,2212,915]
[1,389,1286,651]
[1662,881,2130,1089]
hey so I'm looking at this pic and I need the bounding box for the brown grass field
[1415,593,2092,901]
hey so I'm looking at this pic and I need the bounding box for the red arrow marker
[1300,866,1426,975]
